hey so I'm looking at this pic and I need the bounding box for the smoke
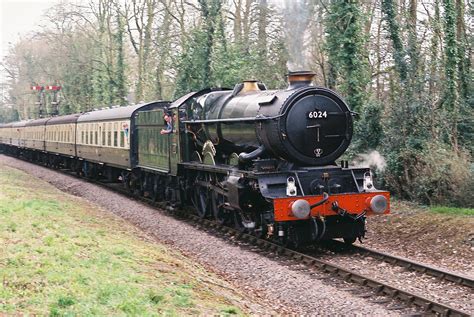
[351,150,387,172]
[268,0,311,71]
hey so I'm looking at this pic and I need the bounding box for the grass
[0,166,244,315]
[389,198,474,217]
[429,206,474,216]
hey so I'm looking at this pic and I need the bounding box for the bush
[383,142,473,207]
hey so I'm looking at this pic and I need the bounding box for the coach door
[169,109,181,176]
[136,109,170,173]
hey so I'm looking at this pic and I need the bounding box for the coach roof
[77,102,168,123]
[26,118,52,127]
[46,113,81,125]
[12,120,31,127]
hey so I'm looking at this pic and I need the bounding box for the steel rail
[329,240,474,289]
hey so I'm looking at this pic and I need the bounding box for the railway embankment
[0,164,263,315]
[364,200,473,276]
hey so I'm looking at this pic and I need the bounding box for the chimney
[287,71,316,89]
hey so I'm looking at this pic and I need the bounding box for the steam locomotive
[0,71,389,247]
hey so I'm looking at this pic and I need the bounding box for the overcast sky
[0,0,60,59]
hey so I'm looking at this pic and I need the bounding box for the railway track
[6,155,473,316]
[186,217,472,317]
[327,240,474,289]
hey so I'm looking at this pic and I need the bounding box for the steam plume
[352,150,387,172]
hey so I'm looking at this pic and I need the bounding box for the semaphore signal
[30,84,61,117]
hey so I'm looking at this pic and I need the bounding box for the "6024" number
[308,111,327,119]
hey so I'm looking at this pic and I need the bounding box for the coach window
[102,123,106,145]
[106,123,110,146]
[120,129,125,148]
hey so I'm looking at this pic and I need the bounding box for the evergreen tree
[114,6,127,106]
[324,0,369,113]
[442,0,460,150]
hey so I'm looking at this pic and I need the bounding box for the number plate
[308,111,327,119]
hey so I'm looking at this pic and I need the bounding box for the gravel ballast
[0,155,404,315]
[319,252,473,313]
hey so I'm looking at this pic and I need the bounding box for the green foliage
[175,1,288,97]
[381,0,408,83]
[383,141,473,207]
[441,0,461,148]
[325,0,370,112]
[174,29,211,97]
[114,7,127,106]
[0,107,19,123]
[350,100,384,154]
